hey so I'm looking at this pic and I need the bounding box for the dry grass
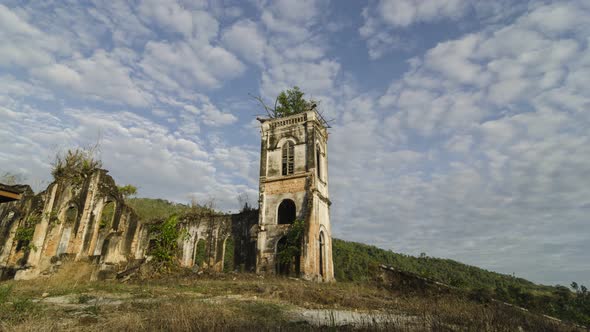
[0,269,584,331]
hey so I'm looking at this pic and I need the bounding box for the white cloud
[260,59,340,99]
[378,0,469,27]
[0,4,68,67]
[89,1,153,46]
[137,0,194,36]
[359,0,528,59]
[222,19,266,65]
[140,40,245,90]
[33,50,152,107]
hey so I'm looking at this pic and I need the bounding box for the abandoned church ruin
[0,110,334,282]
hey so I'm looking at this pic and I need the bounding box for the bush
[148,215,187,269]
[51,146,102,183]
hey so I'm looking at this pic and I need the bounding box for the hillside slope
[333,239,589,326]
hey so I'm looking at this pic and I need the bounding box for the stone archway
[193,239,206,268]
[276,236,300,276]
[57,206,78,256]
[277,199,296,225]
[223,236,235,273]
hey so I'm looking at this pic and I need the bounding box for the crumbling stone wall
[0,170,149,280]
[0,171,259,281]
[176,209,258,273]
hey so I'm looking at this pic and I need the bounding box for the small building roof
[0,183,26,203]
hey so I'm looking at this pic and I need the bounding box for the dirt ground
[0,263,582,331]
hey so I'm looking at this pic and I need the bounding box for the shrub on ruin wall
[51,147,102,184]
[277,219,304,265]
[148,215,188,270]
[14,214,40,252]
[253,86,317,119]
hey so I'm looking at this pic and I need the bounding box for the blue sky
[1,0,589,286]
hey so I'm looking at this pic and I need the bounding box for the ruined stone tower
[256,110,334,281]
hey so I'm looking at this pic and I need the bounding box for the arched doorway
[319,231,325,278]
[100,201,115,230]
[57,206,77,255]
[223,236,235,273]
[276,236,300,276]
[193,239,206,268]
[277,199,296,224]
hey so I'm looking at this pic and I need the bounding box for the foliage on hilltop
[126,198,214,221]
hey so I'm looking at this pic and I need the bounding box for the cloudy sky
[1,0,589,286]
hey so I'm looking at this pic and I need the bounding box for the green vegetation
[14,214,40,252]
[117,184,137,199]
[193,239,206,268]
[47,210,59,225]
[99,202,115,229]
[0,284,12,304]
[253,86,316,118]
[333,239,541,289]
[148,215,187,269]
[277,219,305,265]
[126,198,191,221]
[64,206,77,224]
[223,237,234,273]
[275,86,315,117]
[51,146,102,183]
[333,239,590,326]
[14,226,35,245]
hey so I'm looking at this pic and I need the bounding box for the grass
[0,265,584,331]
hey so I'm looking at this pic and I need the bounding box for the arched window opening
[64,205,81,234]
[193,239,206,268]
[223,236,235,273]
[64,206,77,224]
[277,199,296,225]
[276,236,300,276]
[282,141,295,176]
[316,146,322,180]
[319,232,325,278]
[100,201,115,230]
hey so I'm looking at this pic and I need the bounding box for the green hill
[332,239,547,290]
[126,197,209,221]
[333,239,589,326]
